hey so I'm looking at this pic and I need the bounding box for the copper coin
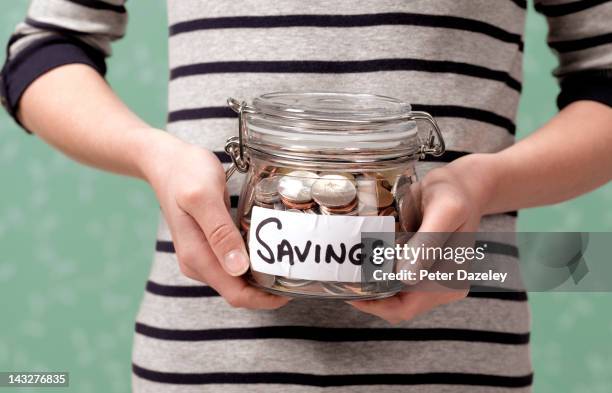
[281,197,316,210]
[311,175,357,208]
[322,208,358,216]
[363,172,393,190]
[357,178,394,208]
[320,197,358,215]
[277,170,319,203]
[376,186,395,208]
[380,178,393,191]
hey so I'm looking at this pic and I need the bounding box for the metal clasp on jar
[224,98,255,181]
[224,96,446,181]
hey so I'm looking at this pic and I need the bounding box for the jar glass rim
[252,91,413,123]
[245,91,421,162]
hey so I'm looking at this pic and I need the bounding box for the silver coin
[255,176,280,204]
[277,171,319,203]
[324,172,356,182]
[392,174,413,195]
[311,175,357,208]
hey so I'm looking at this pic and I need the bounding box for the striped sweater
[2,1,612,392]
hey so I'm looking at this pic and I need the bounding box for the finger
[417,193,468,233]
[166,204,289,309]
[349,290,467,324]
[348,296,405,324]
[397,195,468,286]
[177,186,249,276]
[397,182,422,232]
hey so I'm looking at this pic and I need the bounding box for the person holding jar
[1,1,611,392]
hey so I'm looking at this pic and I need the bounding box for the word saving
[255,217,366,265]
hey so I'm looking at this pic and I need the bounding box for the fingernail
[223,249,250,276]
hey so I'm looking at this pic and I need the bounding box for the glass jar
[224,92,445,300]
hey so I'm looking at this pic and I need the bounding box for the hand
[139,130,290,309]
[349,154,496,324]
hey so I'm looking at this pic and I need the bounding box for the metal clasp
[409,111,446,159]
[225,97,256,181]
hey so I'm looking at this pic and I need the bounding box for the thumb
[187,195,250,276]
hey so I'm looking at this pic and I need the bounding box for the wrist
[446,153,502,216]
[132,128,187,185]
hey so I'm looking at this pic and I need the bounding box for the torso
[133,1,532,391]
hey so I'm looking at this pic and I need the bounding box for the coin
[281,197,316,210]
[240,218,250,232]
[277,171,319,203]
[375,186,395,208]
[255,176,280,204]
[324,172,356,182]
[319,197,358,215]
[392,174,413,195]
[358,182,394,209]
[311,175,357,208]
[381,179,393,190]
[357,203,378,216]
[356,178,379,215]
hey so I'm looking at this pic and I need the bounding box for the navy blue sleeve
[534,0,612,110]
[557,69,612,110]
[0,35,107,131]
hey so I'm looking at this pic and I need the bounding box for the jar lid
[243,92,421,163]
[252,92,412,123]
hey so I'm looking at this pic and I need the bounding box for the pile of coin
[312,174,358,215]
[239,167,408,298]
[277,170,319,210]
[246,170,400,217]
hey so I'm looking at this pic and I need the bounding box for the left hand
[348,154,495,324]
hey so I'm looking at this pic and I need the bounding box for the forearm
[18,64,171,180]
[451,101,612,215]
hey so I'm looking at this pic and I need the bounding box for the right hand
[139,130,290,309]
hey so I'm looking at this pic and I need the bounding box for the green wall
[0,1,610,392]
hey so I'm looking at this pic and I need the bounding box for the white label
[248,206,395,282]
